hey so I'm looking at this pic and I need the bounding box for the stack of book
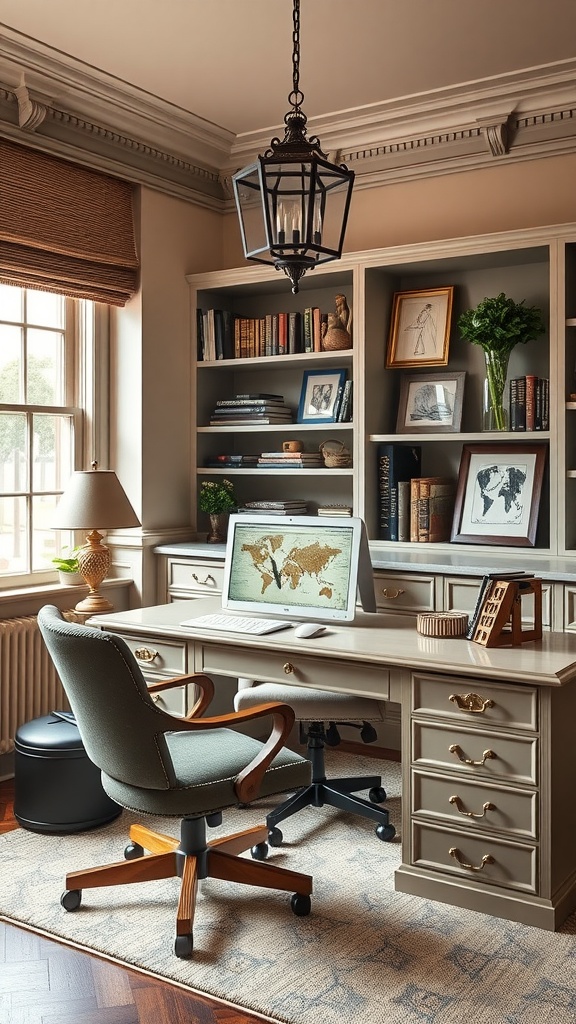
[237,500,309,516]
[209,394,293,425]
[510,375,550,430]
[317,504,353,517]
[377,443,422,541]
[204,454,259,468]
[410,476,456,543]
[257,450,323,469]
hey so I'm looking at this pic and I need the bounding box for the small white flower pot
[58,570,84,586]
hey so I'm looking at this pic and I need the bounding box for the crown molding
[1,26,576,207]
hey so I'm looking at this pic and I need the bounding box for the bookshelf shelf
[187,223,576,559]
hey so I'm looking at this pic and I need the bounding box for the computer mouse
[294,622,327,639]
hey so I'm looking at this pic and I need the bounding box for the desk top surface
[88,598,576,688]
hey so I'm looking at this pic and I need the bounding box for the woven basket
[319,439,352,468]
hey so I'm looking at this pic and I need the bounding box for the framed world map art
[451,443,547,546]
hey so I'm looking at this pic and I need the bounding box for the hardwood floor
[0,778,271,1024]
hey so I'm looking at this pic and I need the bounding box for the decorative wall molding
[1,26,576,207]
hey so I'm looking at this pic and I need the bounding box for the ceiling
[2,0,576,138]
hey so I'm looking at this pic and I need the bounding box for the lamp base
[75,530,115,615]
[73,592,115,615]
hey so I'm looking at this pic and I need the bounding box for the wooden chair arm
[147,673,215,717]
[156,700,296,804]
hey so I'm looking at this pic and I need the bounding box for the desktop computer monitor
[221,514,375,623]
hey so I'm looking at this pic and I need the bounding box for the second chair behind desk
[234,681,396,844]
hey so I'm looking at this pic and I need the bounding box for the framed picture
[396,370,465,433]
[297,368,347,424]
[451,443,547,547]
[386,286,454,368]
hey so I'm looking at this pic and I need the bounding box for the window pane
[32,413,74,492]
[0,495,27,573]
[0,283,23,322]
[27,329,63,405]
[0,413,27,493]
[0,325,23,402]
[32,494,62,571]
[26,289,64,328]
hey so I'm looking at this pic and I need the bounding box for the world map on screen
[229,530,353,609]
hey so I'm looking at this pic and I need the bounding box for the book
[465,570,536,640]
[215,397,286,408]
[288,311,303,354]
[525,374,537,431]
[377,444,421,541]
[510,375,526,430]
[414,477,456,543]
[243,500,308,509]
[209,415,293,425]
[211,404,291,415]
[235,393,284,400]
[338,380,353,422]
[303,307,314,352]
[259,452,322,460]
[237,506,309,515]
[397,480,411,542]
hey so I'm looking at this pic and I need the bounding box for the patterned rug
[2,753,576,1024]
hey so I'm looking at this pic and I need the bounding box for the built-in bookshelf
[187,223,576,562]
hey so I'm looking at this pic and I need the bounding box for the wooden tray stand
[471,578,543,647]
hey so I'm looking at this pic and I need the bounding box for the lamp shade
[53,470,140,530]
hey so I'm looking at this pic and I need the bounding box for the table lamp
[53,462,140,614]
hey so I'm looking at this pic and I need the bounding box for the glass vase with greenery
[198,479,237,542]
[457,292,545,430]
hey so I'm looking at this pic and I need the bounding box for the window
[0,284,104,586]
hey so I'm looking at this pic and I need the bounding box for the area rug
[2,753,576,1024]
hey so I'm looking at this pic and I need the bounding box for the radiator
[0,613,78,754]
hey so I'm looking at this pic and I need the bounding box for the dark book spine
[378,445,422,541]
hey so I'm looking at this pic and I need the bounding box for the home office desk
[88,597,576,932]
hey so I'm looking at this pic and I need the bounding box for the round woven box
[417,611,469,638]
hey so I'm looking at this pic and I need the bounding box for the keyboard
[179,613,293,636]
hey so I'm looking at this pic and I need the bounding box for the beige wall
[221,153,576,266]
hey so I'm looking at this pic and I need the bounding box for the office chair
[37,606,313,959]
[234,680,395,843]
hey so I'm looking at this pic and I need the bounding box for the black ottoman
[14,712,121,833]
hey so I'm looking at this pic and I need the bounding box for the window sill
[0,578,133,619]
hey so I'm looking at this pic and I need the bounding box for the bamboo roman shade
[0,139,139,306]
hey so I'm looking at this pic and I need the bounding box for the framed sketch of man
[386,287,454,368]
[451,443,547,546]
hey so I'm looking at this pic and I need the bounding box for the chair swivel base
[60,815,312,958]
[266,773,396,844]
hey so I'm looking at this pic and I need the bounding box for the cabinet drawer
[412,769,537,839]
[412,722,537,785]
[149,687,188,717]
[120,632,188,677]
[564,586,576,632]
[168,560,224,595]
[373,573,435,613]
[412,672,537,731]
[412,821,537,893]
[196,643,390,701]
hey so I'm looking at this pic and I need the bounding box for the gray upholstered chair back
[38,605,177,790]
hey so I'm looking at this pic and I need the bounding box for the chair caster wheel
[174,933,193,958]
[369,786,387,803]
[291,892,311,917]
[251,842,268,860]
[268,826,283,847]
[124,842,144,860]
[375,823,396,842]
[61,889,82,911]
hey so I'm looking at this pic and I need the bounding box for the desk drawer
[168,560,224,595]
[373,572,435,613]
[120,633,188,677]
[412,672,537,731]
[196,643,390,701]
[412,769,537,839]
[412,722,537,785]
[412,821,537,893]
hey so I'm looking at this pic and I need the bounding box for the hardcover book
[411,476,456,543]
[377,443,421,541]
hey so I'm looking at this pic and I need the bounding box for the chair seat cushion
[235,683,386,723]
[102,728,311,817]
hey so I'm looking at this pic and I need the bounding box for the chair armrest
[147,673,215,717]
[158,700,296,804]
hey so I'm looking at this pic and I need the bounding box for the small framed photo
[396,370,466,433]
[386,286,454,368]
[451,443,547,547]
[297,368,347,424]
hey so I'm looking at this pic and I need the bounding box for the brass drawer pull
[380,587,405,600]
[449,847,495,872]
[449,743,496,767]
[449,795,495,818]
[192,572,216,586]
[449,692,495,714]
[284,662,294,675]
[134,647,159,663]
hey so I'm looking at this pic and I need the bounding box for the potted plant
[457,292,545,430]
[198,479,237,542]
[52,547,83,585]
